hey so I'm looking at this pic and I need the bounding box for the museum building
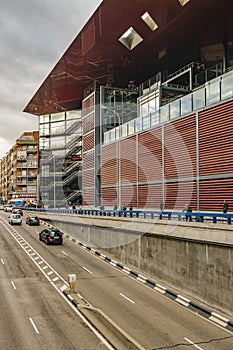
[24,0,233,211]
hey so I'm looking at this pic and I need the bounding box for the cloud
[0,0,102,158]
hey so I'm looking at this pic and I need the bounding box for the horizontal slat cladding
[83,151,94,171]
[83,132,94,152]
[101,187,117,207]
[120,137,137,184]
[102,144,117,186]
[83,169,94,188]
[165,181,196,210]
[138,129,162,183]
[83,189,95,206]
[121,185,137,208]
[82,95,94,117]
[164,115,196,180]
[199,178,233,211]
[83,113,94,135]
[199,101,233,176]
[138,184,162,209]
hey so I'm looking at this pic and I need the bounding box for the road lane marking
[61,250,68,256]
[47,271,53,276]
[82,266,93,274]
[11,281,16,290]
[29,317,39,334]
[1,258,4,265]
[119,292,135,304]
[184,337,204,350]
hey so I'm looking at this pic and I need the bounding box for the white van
[9,213,22,225]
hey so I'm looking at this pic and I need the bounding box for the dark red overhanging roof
[24,0,233,116]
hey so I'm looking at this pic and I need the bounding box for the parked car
[26,215,40,226]
[39,228,63,245]
[12,207,23,216]
[8,213,22,225]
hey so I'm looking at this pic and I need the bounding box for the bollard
[68,274,76,293]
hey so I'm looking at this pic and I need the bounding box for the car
[8,213,22,225]
[4,204,13,212]
[26,215,40,226]
[39,228,63,245]
[12,207,23,216]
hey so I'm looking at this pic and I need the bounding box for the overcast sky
[0,0,102,158]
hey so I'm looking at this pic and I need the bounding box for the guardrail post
[227,217,231,225]
[159,213,162,220]
[213,216,217,224]
[136,211,139,218]
[151,213,154,219]
[178,214,181,221]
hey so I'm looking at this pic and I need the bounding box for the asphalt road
[0,210,233,350]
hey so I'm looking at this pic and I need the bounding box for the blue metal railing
[23,207,233,225]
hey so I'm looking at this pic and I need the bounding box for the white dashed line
[47,271,53,276]
[119,292,135,304]
[82,266,93,274]
[61,250,68,256]
[42,266,48,270]
[29,317,39,334]
[184,337,204,350]
[1,258,4,265]
[53,277,59,282]
[11,281,16,290]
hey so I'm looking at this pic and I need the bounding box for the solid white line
[82,266,93,274]
[11,281,16,290]
[61,250,68,256]
[184,337,204,350]
[119,292,135,304]
[1,258,4,265]
[29,317,39,334]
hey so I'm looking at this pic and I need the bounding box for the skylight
[118,27,143,51]
[141,12,158,31]
[179,0,190,6]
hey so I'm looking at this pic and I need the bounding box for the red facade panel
[83,113,94,135]
[83,132,94,152]
[119,137,137,185]
[138,184,162,209]
[83,150,94,171]
[101,143,117,186]
[83,169,94,189]
[82,94,94,117]
[164,115,196,180]
[165,181,196,210]
[199,101,233,177]
[138,129,162,183]
[101,187,117,207]
[120,185,137,208]
[199,179,233,211]
[83,189,95,206]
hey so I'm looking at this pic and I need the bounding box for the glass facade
[104,69,233,144]
[39,110,82,208]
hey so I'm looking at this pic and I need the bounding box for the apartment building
[0,131,39,205]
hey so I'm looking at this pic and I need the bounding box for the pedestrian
[183,203,192,221]
[223,200,228,213]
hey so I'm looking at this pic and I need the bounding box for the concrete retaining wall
[33,211,233,316]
